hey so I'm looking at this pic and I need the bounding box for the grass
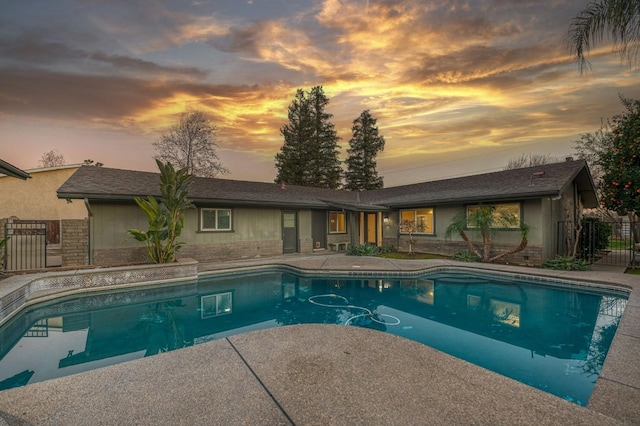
[608,239,631,250]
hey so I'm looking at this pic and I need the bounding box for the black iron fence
[557,218,639,267]
[3,220,47,271]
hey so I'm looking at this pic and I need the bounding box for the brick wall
[390,236,543,267]
[0,218,6,270]
[178,240,282,261]
[299,237,314,254]
[92,247,148,266]
[61,219,89,267]
[92,239,283,266]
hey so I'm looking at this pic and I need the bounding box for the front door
[365,213,378,245]
[282,211,298,254]
[311,210,327,250]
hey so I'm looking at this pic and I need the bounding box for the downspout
[84,198,93,265]
[549,193,562,259]
[351,190,361,247]
[349,210,357,248]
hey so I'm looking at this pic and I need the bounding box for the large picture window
[200,208,232,231]
[466,203,520,229]
[329,211,346,233]
[400,208,434,234]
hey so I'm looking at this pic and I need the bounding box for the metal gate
[3,220,47,271]
[557,219,638,267]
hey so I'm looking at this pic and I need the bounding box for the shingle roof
[56,166,368,209]
[362,159,598,208]
[57,159,597,209]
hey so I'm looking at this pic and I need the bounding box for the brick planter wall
[0,258,199,327]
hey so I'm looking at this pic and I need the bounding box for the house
[55,158,597,267]
[0,165,86,269]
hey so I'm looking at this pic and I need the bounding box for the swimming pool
[0,268,628,406]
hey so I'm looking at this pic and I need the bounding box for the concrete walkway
[0,254,638,425]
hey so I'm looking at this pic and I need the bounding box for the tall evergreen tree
[275,86,342,189]
[344,110,385,190]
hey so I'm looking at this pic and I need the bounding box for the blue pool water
[0,269,628,405]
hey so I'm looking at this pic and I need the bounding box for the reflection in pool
[0,269,628,406]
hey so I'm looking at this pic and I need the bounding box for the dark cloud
[0,36,85,65]
[207,22,266,54]
[0,35,208,79]
[88,52,207,78]
[0,68,167,120]
[0,68,256,123]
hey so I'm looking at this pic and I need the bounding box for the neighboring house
[56,159,597,267]
[0,165,86,269]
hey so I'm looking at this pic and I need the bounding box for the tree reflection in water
[140,300,192,356]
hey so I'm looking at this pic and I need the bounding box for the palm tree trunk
[482,231,492,262]
[459,231,483,259]
[489,238,528,262]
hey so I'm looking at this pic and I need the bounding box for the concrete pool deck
[0,254,638,425]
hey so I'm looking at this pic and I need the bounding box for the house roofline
[61,193,333,210]
[385,191,563,208]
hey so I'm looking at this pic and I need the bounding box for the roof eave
[0,159,30,180]
[59,193,331,209]
[386,191,563,208]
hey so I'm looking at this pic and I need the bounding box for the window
[329,211,346,233]
[400,208,434,234]
[200,208,232,231]
[466,203,520,229]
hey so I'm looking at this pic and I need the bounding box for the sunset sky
[1,0,639,187]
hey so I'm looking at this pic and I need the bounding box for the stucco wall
[89,203,294,264]
[0,166,85,220]
[90,204,284,249]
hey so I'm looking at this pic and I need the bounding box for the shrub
[452,250,480,262]
[377,245,396,254]
[347,244,395,256]
[0,236,9,270]
[579,217,612,257]
[542,256,590,271]
[347,243,382,256]
[127,160,194,263]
